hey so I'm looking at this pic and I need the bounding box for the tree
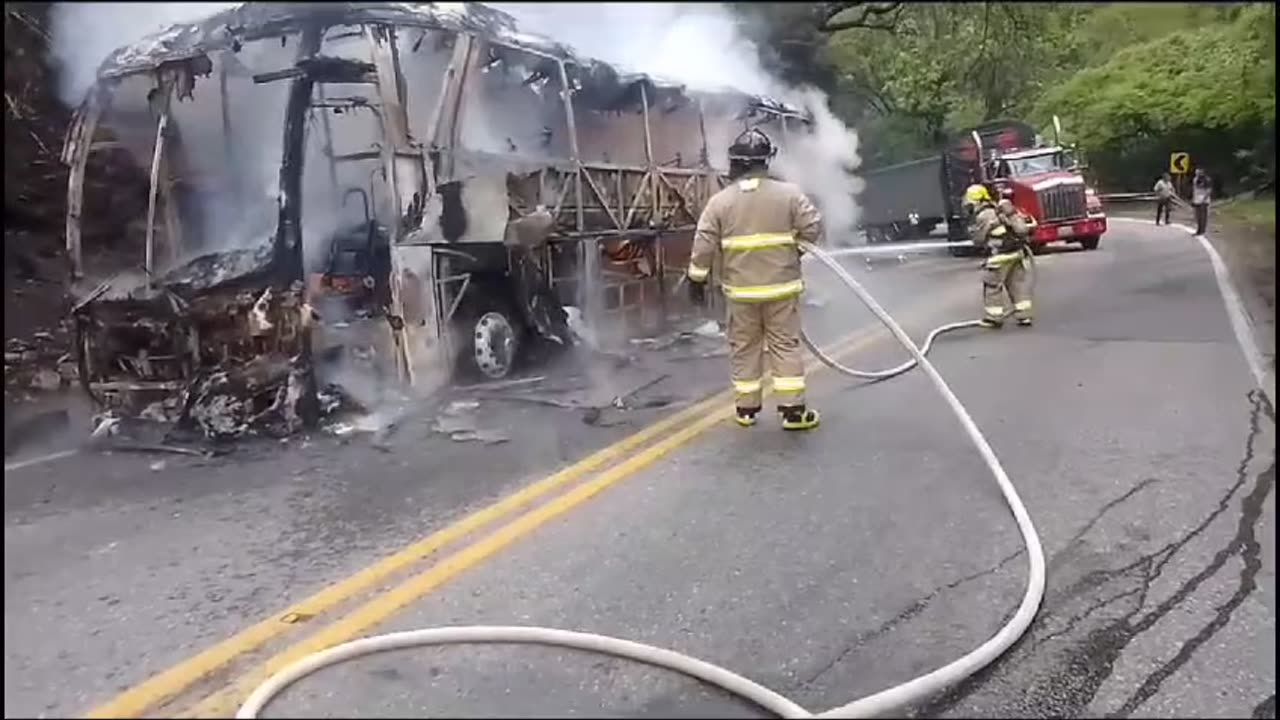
[1036,4,1275,191]
[819,2,1078,166]
[814,2,905,33]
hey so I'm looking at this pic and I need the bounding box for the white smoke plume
[51,1,864,239]
[494,1,864,238]
[48,2,238,108]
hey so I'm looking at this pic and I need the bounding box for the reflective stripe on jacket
[687,174,824,302]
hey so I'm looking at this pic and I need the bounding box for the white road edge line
[1111,217,1275,407]
[5,448,80,473]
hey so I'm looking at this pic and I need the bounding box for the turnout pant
[982,251,1033,323]
[727,296,806,412]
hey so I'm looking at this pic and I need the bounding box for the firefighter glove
[687,276,707,306]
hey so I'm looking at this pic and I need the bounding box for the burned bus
[61,2,811,438]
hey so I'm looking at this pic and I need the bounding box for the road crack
[918,389,1273,718]
[790,549,1024,692]
[1108,395,1275,717]
[791,471,1168,700]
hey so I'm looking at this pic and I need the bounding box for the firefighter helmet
[728,128,777,163]
[965,184,993,205]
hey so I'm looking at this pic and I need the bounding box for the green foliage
[1036,4,1275,191]
[1219,196,1276,235]
[821,2,1078,167]
[1067,3,1241,67]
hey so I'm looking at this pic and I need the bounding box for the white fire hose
[237,241,1046,719]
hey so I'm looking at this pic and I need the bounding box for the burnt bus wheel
[453,282,525,380]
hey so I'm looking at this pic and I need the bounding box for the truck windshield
[1005,153,1064,177]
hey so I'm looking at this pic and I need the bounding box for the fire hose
[236,241,1047,719]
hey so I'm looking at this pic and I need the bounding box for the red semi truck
[945,118,1107,254]
[859,118,1107,255]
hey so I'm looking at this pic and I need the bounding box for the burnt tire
[453,287,525,381]
[1079,235,1101,251]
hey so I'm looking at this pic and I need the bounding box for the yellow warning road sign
[1170,152,1191,175]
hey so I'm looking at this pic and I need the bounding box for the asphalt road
[4,222,1274,719]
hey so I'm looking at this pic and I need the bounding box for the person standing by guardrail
[1153,172,1175,225]
[1191,167,1213,237]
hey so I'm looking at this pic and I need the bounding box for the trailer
[858,155,947,244]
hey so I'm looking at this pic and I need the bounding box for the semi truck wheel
[1079,236,1101,251]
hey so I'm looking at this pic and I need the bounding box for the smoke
[496,2,773,97]
[771,88,867,238]
[48,2,239,108]
[494,1,864,238]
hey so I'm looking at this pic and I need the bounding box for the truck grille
[1037,185,1087,223]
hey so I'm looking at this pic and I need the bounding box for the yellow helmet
[965,184,993,205]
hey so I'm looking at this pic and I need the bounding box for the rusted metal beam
[316,84,340,198]
[639,83,659,232]
[159,150,182,266]
[558,58,595,319]
[275,25,322,283]
[580,160,701,176]
[365,22,421,386]
[274,25,323,428]
[63,87,109,281]
[144,97,172,290]
[696,97,711,169]
[580,168,621,230]
[218,52,240,210]
[365,24,411,222]
[623,170,651,228]
[433,33,477,180]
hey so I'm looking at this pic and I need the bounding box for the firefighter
[972,188,1036,328]
[685,128,824,430]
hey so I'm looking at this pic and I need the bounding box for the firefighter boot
[780,405,821,431]
[979,317,1004,329]
[736,407,760,428]
[1016,317,1033,327]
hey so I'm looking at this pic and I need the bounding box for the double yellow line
[86,294,957,719]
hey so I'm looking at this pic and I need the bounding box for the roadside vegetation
[1218,197,1276,236]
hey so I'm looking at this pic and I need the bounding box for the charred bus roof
[92,1,809,123]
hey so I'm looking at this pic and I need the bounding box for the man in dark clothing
[1153,172,1174,225]
[1191,168,1212,236]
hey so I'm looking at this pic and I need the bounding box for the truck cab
[989,147,1107,251]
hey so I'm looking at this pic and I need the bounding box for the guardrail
[1099,192,1193,209]
[1098,192,1156,203]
